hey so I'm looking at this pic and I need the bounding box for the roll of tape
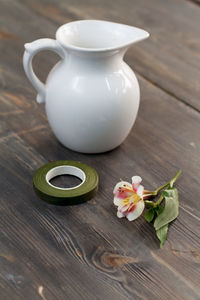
[33,160,98,205]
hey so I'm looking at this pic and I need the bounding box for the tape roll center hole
[46,166,86,190]
[50,174,82,189]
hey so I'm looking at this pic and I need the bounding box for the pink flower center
[116,187,133,199]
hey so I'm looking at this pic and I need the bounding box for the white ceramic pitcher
[23,20,149,153]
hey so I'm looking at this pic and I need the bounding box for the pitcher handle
[23,38,65,103]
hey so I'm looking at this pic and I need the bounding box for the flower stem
[169,169,182,188]
[144,200,155,208]
[149,170,182,196]
[151,183,169,196]
[145,195,164,208]
[144,170,181,209]
[153,194,164,207]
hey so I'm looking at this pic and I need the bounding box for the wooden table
[1,0,200,299]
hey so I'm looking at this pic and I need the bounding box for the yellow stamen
[121,193,141,207]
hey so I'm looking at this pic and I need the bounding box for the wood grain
[0,0,200,299]
[12,0,200,111]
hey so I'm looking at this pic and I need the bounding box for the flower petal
[120,205,128,212]
[136,185,144,197]
[113,181,133,206]
[113,181,132,194]
[113,196,122,206]
[132,176,142,191]
[117,211,125,218]
[126,200,145,221]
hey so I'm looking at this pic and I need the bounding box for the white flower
[113,176,145,221]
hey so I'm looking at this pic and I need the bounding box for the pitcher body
[23,20,149,153]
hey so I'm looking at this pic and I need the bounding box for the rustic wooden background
[0,0,200,299]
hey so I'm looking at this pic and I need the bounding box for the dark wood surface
[0,0,200,299]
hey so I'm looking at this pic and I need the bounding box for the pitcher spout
[118,23,150,48]
[56,20,149,53]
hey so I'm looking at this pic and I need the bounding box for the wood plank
[0,135,129,300]
[0,0,200,299]
[6,0,200,111]
[189,0,200,5]
[0,132,200,300]
[1,73,199,298]
[0,0,198,236]
[1,52,199,215]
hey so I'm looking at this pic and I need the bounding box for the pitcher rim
[56,20,149,53]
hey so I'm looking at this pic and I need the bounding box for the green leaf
[162,190,169,197]
[144,200,155,209]
[155,205,164,216]
[156,224,168,248]
[144,208,155,223]
[154,187,179,231]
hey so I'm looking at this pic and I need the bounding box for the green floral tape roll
[33,160,98,205]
